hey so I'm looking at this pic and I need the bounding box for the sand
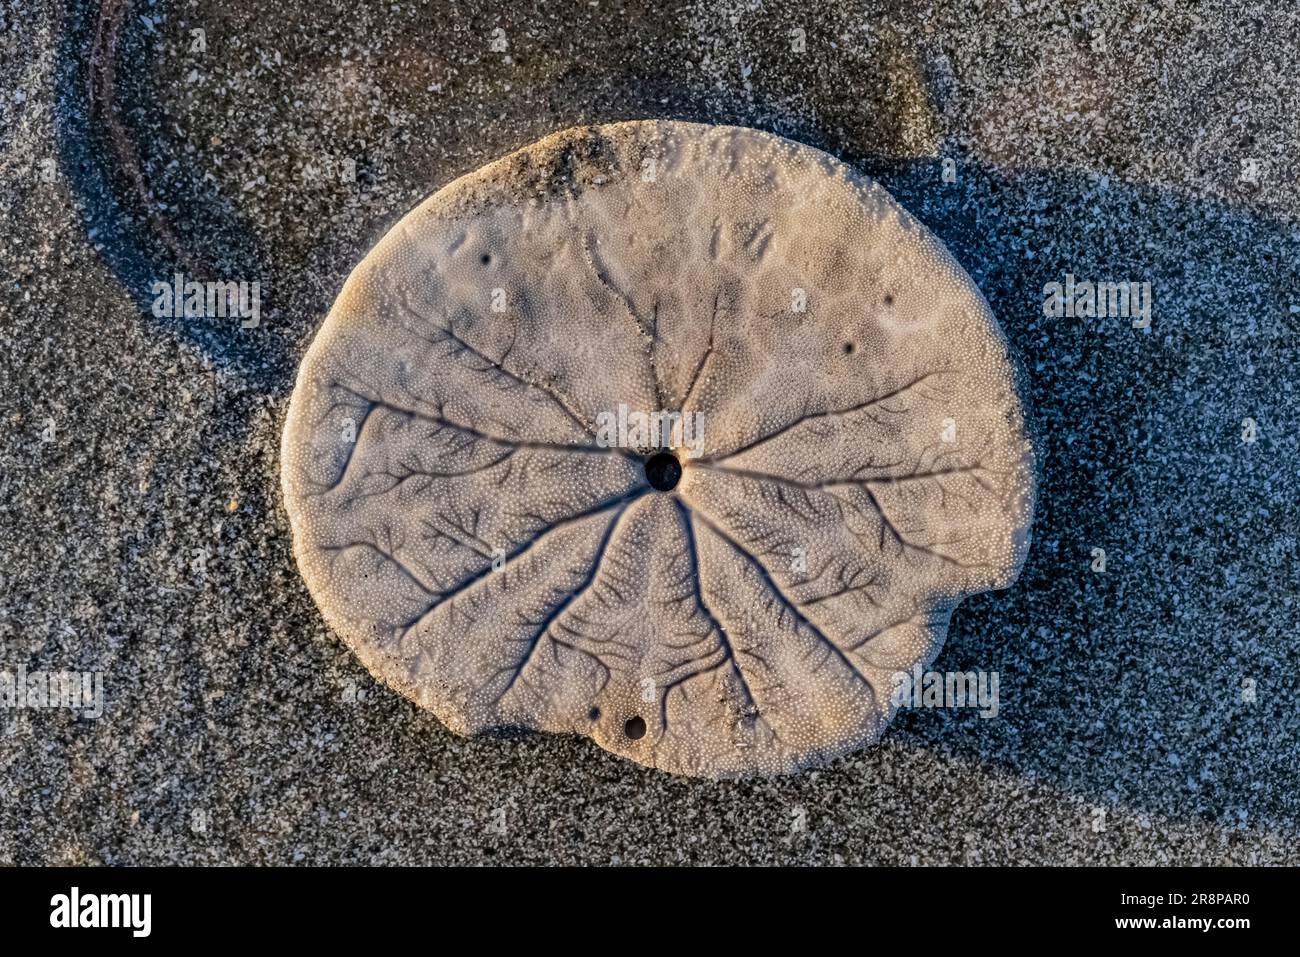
[0,0,1295,863]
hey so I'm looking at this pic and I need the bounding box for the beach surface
[0,0,1296,863]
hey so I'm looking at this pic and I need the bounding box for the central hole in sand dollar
[644,451,681,491]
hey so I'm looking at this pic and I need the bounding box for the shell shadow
[868,157,1300,832]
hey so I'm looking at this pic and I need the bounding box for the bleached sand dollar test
[281,120,1035,777]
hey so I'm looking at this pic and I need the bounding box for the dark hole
[588,706,601,721]
[644,451,681,491]
[624,716,647,739]
[480,253,492,265]
[842,341,855,355]
[883,293,894,306]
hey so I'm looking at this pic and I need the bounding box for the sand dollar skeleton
[281,120,1035,777]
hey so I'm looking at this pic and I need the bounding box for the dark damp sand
[0,0,1296,863]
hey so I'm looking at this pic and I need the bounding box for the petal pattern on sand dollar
[281,121,1036,777]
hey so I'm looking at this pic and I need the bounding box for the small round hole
[588,706,601,721]
[842,341,855,355]
[624,716,647,739]
[883,293,894,306]
[480,253,492,265]
[644,451,681,492]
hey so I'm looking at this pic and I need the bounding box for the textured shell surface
[281,120,1035,778]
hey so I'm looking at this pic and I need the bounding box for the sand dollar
[281,121,1035,777]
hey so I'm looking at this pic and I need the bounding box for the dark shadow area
[876,160,1299,831]
[55,1,279,385]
